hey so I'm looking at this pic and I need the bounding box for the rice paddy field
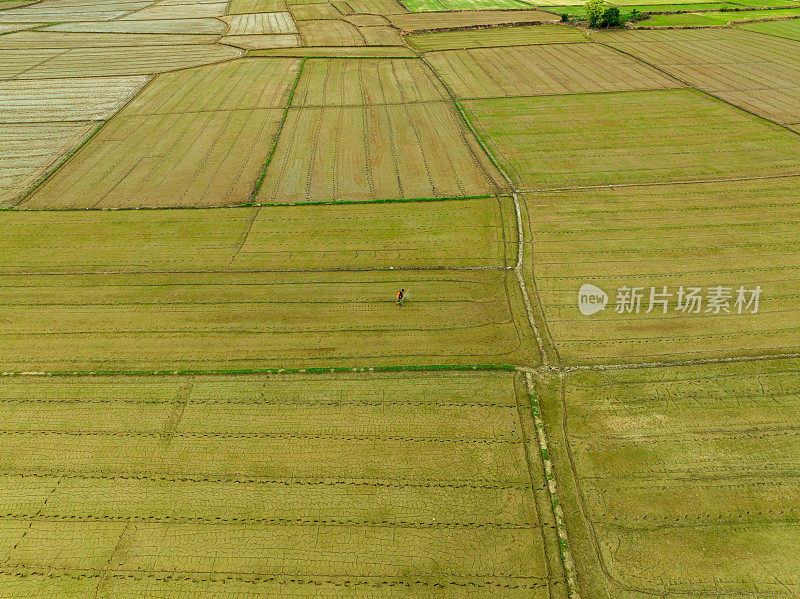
[1,0,800,595]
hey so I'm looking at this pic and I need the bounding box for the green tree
[585,0,605,27]
[599,6,623,26]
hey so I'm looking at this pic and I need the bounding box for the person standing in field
[397,289,405,306]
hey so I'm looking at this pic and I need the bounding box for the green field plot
[426,43,681,99]
[635,5,800,23]
[390,9,557,30]
[0,371,564,597]
[737,16,800,39]
[1,198,516,271]
[407,24,587,52]
[297,18,365,44]
[42,18,229,34]
[292,58,448,104]
[462,89,800,190]
[524,176,800,365]
[402,0,532,11]
[597,28,800,125]
[534,360,800,597]
[23,59,299,209]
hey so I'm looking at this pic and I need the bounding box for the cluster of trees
[577,0,642,27]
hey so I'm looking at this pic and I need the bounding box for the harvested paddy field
[389,9,558,30]
[524,176,800,365]
[0,269,535,371]
[0,196,537,371]
[407,24,588,52]
[256,101,504,203]
[296,19,365,44]
[426,43,682,98]
[8,44,242,79]
[595,28,800,124]
[4,0,800,594]
[41,17,229,33]
[534,360,800,597]
[22,59,298,208]
[333,0,408,14]
[255,57,504,203]
[0,370,565,597]
[403,0,535,10]
[221,11,298,34]
[462,89,800,189]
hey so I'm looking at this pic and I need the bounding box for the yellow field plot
[535,361,800,597]
[42,17,228,34]
[427,43,681,99]
[463,89,800,190]
[0,76,147,123]
[120,1,228,19]
[390,10,557,31]
[0,22,43,34]
[228,0,287,12]
[334,0,408,14]
[24,59,299,208]
[292,58,448,105]
[345,13,389,25]
[290,1,342,17]
[0,30,221,47]
[0,48,61,79]
[0,370,564,597]
[221,11,298,34]
[258,102,504,203]
[14,44,242,79]
[359,24,404,44]
[297,18,364,44]
[1,198,516,271]
[0,123,96,206]
[407,24,588,52]
[223,33,301,48]
[249,44,417,56]
[596,28,800,125]
[524,176,800,365]
[0,0,146,21]
[0,269,537,371]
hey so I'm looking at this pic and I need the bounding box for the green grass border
[1,364,517,377]
[249,56,306,201]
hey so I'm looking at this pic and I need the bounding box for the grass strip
[0,364,518,377]
[249,56,306,201]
